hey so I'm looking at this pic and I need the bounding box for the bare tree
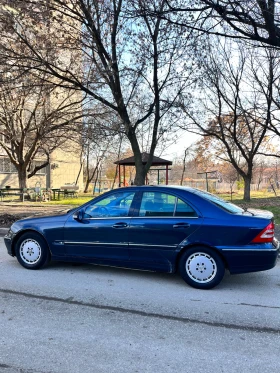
[180,145,193,185]
[0,76,83,189]
[0,0,195,185]
[218,163,238,200]
[82,127,118,193]
[149,1,280,48]
[180,40,273,200]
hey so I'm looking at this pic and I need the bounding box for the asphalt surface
[0,236,280,373]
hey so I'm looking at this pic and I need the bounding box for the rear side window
[139,192,197,217]
[175,198,197,217]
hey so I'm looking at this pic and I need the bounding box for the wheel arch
[11,229,51,257]
[175,243,228,273]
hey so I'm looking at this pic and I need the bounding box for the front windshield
[192,189,244,214]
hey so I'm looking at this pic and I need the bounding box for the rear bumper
[220,240,279,274]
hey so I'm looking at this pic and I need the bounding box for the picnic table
[51,186,79,200]
[51,188,64,200]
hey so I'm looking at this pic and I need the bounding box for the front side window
[84,192,135,218]
[139,192,197,217]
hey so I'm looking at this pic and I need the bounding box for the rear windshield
[192,189,244,214]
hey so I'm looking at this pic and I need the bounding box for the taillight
[251,222,275,243]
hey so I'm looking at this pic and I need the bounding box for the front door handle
[173,223,190,229]
[112,222,128,229]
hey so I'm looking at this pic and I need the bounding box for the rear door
[128,191,203,269]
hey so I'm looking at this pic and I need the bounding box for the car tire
[179,246,225,289]
[15,232,50,270]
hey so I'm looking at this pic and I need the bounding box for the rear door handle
[112,222,128,229]
[173,223,190,229]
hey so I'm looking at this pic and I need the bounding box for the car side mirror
[74,209,84,222]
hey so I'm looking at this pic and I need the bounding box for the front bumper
[4,230,15,256]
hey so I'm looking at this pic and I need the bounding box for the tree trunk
[134,164,146,185]
[83,179,91,194]
[18,167,27,189]
[93,168,99,195]
[126,130,146,186]
[243,176,252,201]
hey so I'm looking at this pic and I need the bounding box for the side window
[175,198,197,217]
[84,192,135,218]
[139,192,176,217]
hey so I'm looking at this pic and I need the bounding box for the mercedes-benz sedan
[4,186,279,289]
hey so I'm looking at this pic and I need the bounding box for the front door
[64,191,136,261]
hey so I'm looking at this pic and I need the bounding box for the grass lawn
[45,195,93,207]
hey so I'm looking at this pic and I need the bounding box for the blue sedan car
[4,186,279,289]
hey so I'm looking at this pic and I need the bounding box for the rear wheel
[179,247,225,289]
[15,232,50,270]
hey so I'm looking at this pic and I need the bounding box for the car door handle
[173,223,190,229]
[112,222,128,229]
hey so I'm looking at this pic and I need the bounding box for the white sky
[161,132,199,161]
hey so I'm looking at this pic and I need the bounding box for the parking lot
[0,237,280,373]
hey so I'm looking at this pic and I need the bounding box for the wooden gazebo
[114,152,172,186]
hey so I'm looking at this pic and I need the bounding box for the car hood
[10,212,70,232]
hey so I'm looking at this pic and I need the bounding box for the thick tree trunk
[134,164,146,185]
[127,128,147,186]
[18,167,27,189]
[243,176,252,202]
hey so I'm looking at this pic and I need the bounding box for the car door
[63,191,136,261]
[128,191,203,269]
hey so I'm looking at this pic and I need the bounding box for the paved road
[0,238,280,373]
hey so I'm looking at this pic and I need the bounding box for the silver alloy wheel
[186,252,217,283]
[19,238,42,265]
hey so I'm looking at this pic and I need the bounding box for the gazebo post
[118,164,121,186]
[166,165,168,185]
[123,165,126,186]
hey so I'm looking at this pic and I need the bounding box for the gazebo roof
[114,152,172,166]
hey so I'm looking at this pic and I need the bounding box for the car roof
[116,185,195,192]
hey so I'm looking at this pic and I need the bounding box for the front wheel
[15,232,50,270]
[179,247,225,289]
